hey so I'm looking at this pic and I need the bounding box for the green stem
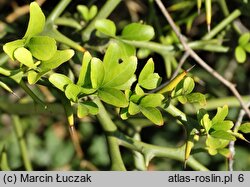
[46,0,72,23]
[202,9,241,40]
[19,80,47,109]
[82,0,122,41]
[117,133,208,171]
[11,115,33,171]
[122,39,229,55]
[94,97,126,171]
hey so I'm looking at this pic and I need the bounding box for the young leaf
[239,123,250,133]
[235,46,246,63]
[244,43,250,53]
[90,58,104,88]
[138,58,161,89]
[89,5,98,20]
[77,5,89,21]
[77,51,92,87]
[65,84,82,102]
[115,40,136,60]
[114,75,136,90]
[49,73,73,91]
[238,33,250,46]
[139,94,164,108]
[206,135,229,149]
[77,103,89,118]
[27,70,39,85]
[95,19,116,37]
[128,102,140,115]
[120,108,129,120]
[14,47,36,68]
[212,105,228,124]
[3,39,25,60]
[135,84,144,96]
[102,56,137,88]
[212,120,234,131]
[23,2,45,40]
[121,23,155,41]
[210,130,236,141]
[186,92,206,106]
[201,113,212,133]
[182,77,195,95]
[82,101,99,115]
[39,49,74,71]
[98,88,128,107]
[140,107,163,126]
[27,36,57,61]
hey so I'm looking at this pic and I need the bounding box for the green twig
[94,97,126,171]
[82,0,122,41]
[202,9,241,40]
[11,115,33,171]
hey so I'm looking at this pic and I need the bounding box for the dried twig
[171,51,189,79]
[155,0,250,119]
[6,0,46,23]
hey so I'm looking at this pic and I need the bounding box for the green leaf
[114,75,136,90]
[91,58,104,88]
[65,84,82,102]
[210,130,236,141]
[186,92,206,106]
[9,70,24,83]
[77,103,89,118]
[49,73,73,91]
[182,77,195,95]
[128,102,140,115]
[139,94,164,108]
[138,58,161,89]
[14,47,36,68]
[197,108,207,123]
[238,33,250,46]
[83,101,99,115]
[102,56,137,88]
[95,19,116,37]
[135,84,145,96]
[212,105,228,124]
[77,51,92,87]
[235,46,246,63]
[39,49,74,70]
[89,5,98,20]
[177,95,188,104]
[206,135,229,149]
[115,40,136,60]
[120,108,129,120]
[98,88,128,107]
[0,148,10,171]
[27,36,57,61]
[201,114,212,133]
[27,70,39,84]
[140,107,163,126]
[77,5,89,21]
[23,2,45,40]
[218,148,231,158]
[244,43,250,53]
[212,120,234,131]
[3,39,25,60]
[121,23,155,41]
[0,81,15,95]
[239,123,250,133]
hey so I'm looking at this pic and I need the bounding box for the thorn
[186,65,196,73]
[207,24,211,32]
[184,159,187,169]
[198,8,200,15]
[11,92,20,99]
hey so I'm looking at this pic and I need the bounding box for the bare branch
[155,0,250,119]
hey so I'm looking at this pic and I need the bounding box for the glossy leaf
[239,123,250,133]
[210,130,236,141]
[49,73,73,91]
[128,102,140,115]
[77,51,92,87]
[114,75,136,90]
[212,120,234,131]
[135,84,144,96]
[23,2,45,40]
[98,88,128,107]
[115,40,136,60]
[121,23,155,41]
[201,113,212,133]
[235,46,246,63]
[138,58,161,89]
[27,70,39,85]
[212,105,228,124]
[102,56,137,88]
[95,19,116,37]
[89,6,98,20]
[140,107,163,126]
[238,33,250,46]
[139,94,164,108]
[14,47,36,68]
[65,84,82,102]
[90,58,104,88]
[186,92,206,106]
[39,49,74,71]
[77,103,89,118]
[3,39,25,60]
[27,36,57,61]
[182,77,195,95]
